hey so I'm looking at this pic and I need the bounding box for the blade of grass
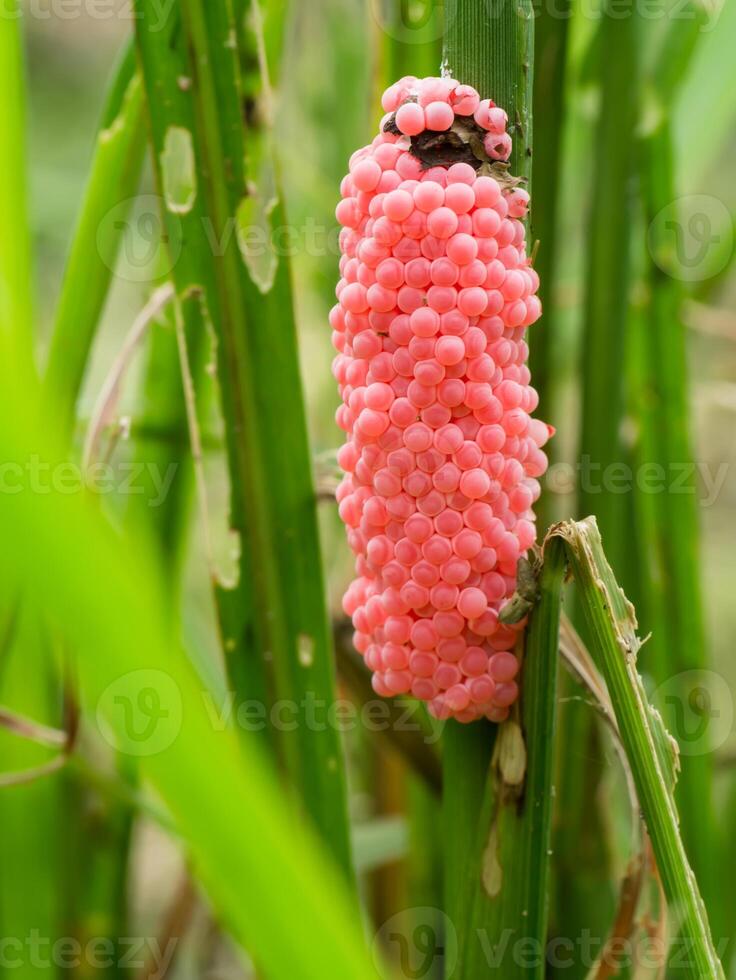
[672,0,736,192]
[551,695,615,961]
[133,0,274,760]
[0,373,378,980]
[627,3,718,926]
[4,30,146,980]
[134,0,354,878]
[632,116,718,933]
[528,0,570,528]
[577,0,639,565]
[555,0,642,950]
[182,0,354,876]
[548,517,725,979]
[441,718,496,940]
[0,13,62,977]
[44,41,146,446]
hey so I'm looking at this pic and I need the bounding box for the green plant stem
[442,719,496,938]
[508,539,565,935]
[181,0,353,877]
[443,0,533,182]
[529,0,570,527]
[134,0,274,752]
[549,518,725,979]
[44,42,146,446]
[551,695,614,969]
[556,1,642,951]
[626,1,719,926]
[632,116,717,923]
[135,0,354,880]
[577,0,639,570]
[456,541,564,979]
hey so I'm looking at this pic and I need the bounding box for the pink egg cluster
[330,75,551,723]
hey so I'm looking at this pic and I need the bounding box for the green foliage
[1,0,733,976]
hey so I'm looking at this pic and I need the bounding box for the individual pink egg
[489,651,520,683]
[384,189,415,222]
[427,207,459,239]
[425,101,455,130]
[444,182,475,215]
[450,84,480,116]
[430,257,460,287]
[484,132,512,161]
[435,336,465,367]
[395,102,425,136]
[446,233,478,265]
[457,587,488,620]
